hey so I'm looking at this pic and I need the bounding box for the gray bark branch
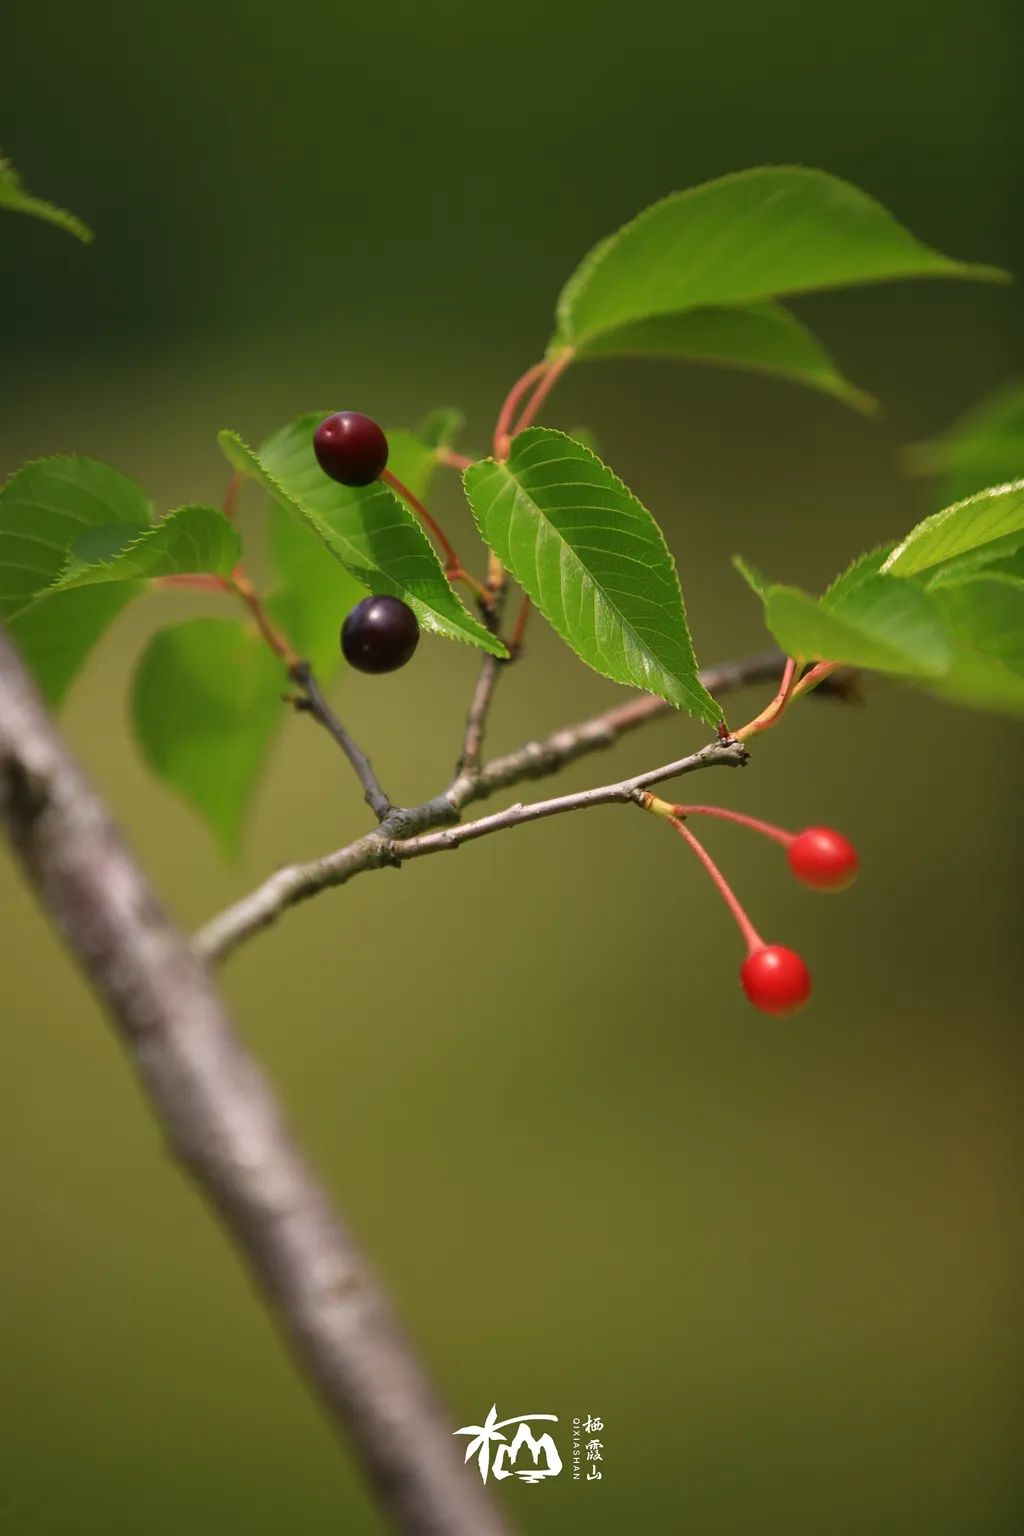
[0,629,511,1536]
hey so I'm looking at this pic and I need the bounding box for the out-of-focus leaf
[883,480,1024,578]
[131,617,285,856]
[417,407,466,451]
[734,558,951,677]
[0,153,92,242]
[55,505,239,588]
[927,638,1024,716]
[909,380,1024,504]
[931,575,1024,673]
[7,586,142,705]
[0,456,150,701]
[574,301,873,409]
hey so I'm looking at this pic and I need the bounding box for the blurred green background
[1,1,1021,1532]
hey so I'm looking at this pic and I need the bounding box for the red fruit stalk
[670,818,811,1017]
[672,805,858,892]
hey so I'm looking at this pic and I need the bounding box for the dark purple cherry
[313,411,389,487]
[341,596,420,674]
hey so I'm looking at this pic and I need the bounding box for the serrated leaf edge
[553,165,1005,349]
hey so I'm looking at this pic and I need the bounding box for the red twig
[222,469,243,521]
[508,594,532,655]
[493,361,548,460]
[436,447,474,473]
[229,569,300,670]
[381,469,489,604]
[733,655,799,741]
[790,660,842,701]
[509,349,574,437]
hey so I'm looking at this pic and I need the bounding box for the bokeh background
[1,2,1021,1532]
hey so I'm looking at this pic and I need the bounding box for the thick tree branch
[0,630,511,1536]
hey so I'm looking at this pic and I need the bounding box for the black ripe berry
[314,412,389,487]
[341,596,420,674]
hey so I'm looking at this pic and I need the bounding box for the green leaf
[919,533,1024,588]
[573,301,872,410]
[416,407,466,451]
[909,380,1024,504]
[55,505,240,588]
[732,555,771,599]
[266,507,367,678]
[822,544,896,603]
[264,414,462,676]
[465,428,718,723]
[931,574,1024,673]
[0,456,150,619]
[927,638,1024,717]
[734,559,952,677]
[552,167,1001,355]
[220,425,505,657]
[0,456,150,701]
[882,480,1024,578]
[7,586,142,705]
[566,426,601,456]
[131,618,285,856]
[0,154,92,242]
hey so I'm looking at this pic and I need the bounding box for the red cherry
[740,945,811,1016]
[787,827,858,891]
[313,411,389,487]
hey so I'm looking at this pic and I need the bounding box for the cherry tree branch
[291,661,392,819]
[194,731,749,966]
[0,629,512,1536]
[454,651,504,779]
[461,649,786,802]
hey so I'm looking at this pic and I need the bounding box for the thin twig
[381,469,459,569]
[381,469,490,604]
[398,738,747,858]
[196,651,787,965]
[453,652,504,781]
[436,447,473,472]
[222,468,243,521]
[733,654,798,740]
[507,594,531,656]
[790,660,842,702]
[508,348,574,437]
[229,569,300,668]
[464,649,787,804]
[449,586,512,790]
[0,630,512,1536]
[493,360,548,459]
[291,662,392,820]
[195,736,747,965]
